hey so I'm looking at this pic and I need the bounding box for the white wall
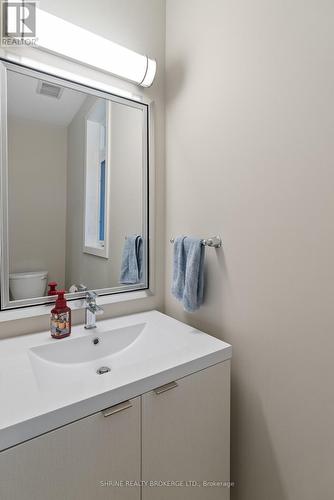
[165,1,334,499]
[8,116,67,287]
[0,0,165,336]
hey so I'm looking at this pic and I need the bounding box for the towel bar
[170,236,222,248]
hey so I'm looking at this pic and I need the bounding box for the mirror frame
[0,59,151,310]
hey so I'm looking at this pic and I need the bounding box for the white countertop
[0,310,231,451]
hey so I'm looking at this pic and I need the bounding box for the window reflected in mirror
[84,99,109,258]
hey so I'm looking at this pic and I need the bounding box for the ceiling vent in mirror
[36,81,64,99]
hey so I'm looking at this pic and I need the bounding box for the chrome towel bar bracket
[170,236,222,248]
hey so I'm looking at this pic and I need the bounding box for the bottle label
[51,311,70,338]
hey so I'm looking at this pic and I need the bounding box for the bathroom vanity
[0,311,231,500]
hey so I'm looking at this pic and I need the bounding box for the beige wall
[165,1,334,499]
[8,116,67,286]
[108,102,143,285]
[0,0,165,336]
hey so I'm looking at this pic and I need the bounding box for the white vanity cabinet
[0,362,230,500]
[142,361,231,500]
[0,397,141,500]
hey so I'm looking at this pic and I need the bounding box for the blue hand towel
[120,235,143,284]
[172,236,205,312]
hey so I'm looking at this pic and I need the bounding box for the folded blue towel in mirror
[171,236,205,312]
[120,235,143,284]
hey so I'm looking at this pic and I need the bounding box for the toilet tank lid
[9,271,48,280]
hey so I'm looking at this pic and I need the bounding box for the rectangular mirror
[0,61,149,309]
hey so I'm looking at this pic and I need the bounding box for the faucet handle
[86,290,97,301]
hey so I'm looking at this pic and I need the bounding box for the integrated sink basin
[30,323,145,365]
[0,310,232,452]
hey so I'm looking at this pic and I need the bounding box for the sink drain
[96,366,111,375]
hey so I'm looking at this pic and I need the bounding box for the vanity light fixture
[35,9,156,87]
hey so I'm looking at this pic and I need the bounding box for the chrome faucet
[84,291,103,329]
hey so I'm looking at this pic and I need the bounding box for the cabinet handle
[154,381,178,395]
[102,400,132,417]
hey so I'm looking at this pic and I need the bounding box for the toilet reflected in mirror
[9,271,48,300]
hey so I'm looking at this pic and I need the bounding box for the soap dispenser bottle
[50,291,71,339]
[48,281,58,296]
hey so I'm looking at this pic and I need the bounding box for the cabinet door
[0,397,141,500]
[142,361,231,500]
